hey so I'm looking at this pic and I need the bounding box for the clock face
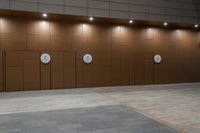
[40,53,51,64]
[154,55,162,63]
[83,54,93,64]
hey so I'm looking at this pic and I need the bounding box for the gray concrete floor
[97,83,200,133]
[0,105,178,133]
[0,83,199,133]
[0,89,118,115]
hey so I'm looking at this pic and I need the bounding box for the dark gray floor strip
[0,105,179,133]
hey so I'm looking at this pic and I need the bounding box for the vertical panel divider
[22,51,24,91]
[153,52,155,84]
[1,50,3,91]
[3,50,6,92]
[50,51,52,90]
[75,51,77,88]
[133,53,135,85]
[39,51,41,90]
[63,51,64,88]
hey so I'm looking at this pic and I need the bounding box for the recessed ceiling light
[89,17,94,21]
[42,13,47,17]
[163,22,168,26]
[129,20,133,24]
[194,24,199,28]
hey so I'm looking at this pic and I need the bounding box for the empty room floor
[0,83,199,133]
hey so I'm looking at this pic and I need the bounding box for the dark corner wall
[0,15,200,92]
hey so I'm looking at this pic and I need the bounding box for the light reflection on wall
[175,29,182,41]
[82,23,93,37]
[146,28,154,40]
[39,20,49,34]
[0,17,14,34]
[112,26,121,38]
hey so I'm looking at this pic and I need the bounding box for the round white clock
[154,55,162,63]
[40,53,51,64]
[83,54,93,64]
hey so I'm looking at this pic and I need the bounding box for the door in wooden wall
[5,51,76,91]
[6,51,24,91]
[63,52,76,88]
[50,51,76,89]
[144,52,154,84]
[134,52,154,85]
[5,51,40,91]
[23,51,40,91]
[51,52,64,89]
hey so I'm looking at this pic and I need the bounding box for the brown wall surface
[0,50,2,91]
[6,51,23,91]
[24,51,40,91]
[0,16,200,91]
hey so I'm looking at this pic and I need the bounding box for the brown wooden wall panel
[130,56,135,85]
[77,66,94,88]
[111,39,121,86]
[0,51,2,91]
[76,64,95,88]
[0,15,200,92]
[144,53,154,84]
[6,51,23,67]
[120,46,131,85]
[41,52,50,90]
[63,52,76,88]
[51,52,64,89]
[41,65,50,90]
[92,30,112,86]
[6,67,23,91]
[134,53,145,85]
[23,51,40,91]
[76,49,95,88]
[6,51,23,91]
[134,52,154,85]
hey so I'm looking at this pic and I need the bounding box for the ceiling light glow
[163,22,168,26]
[89,17,94,21]
[194,24,199,28]
[129,20,133,24]
[42,13,47,17]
